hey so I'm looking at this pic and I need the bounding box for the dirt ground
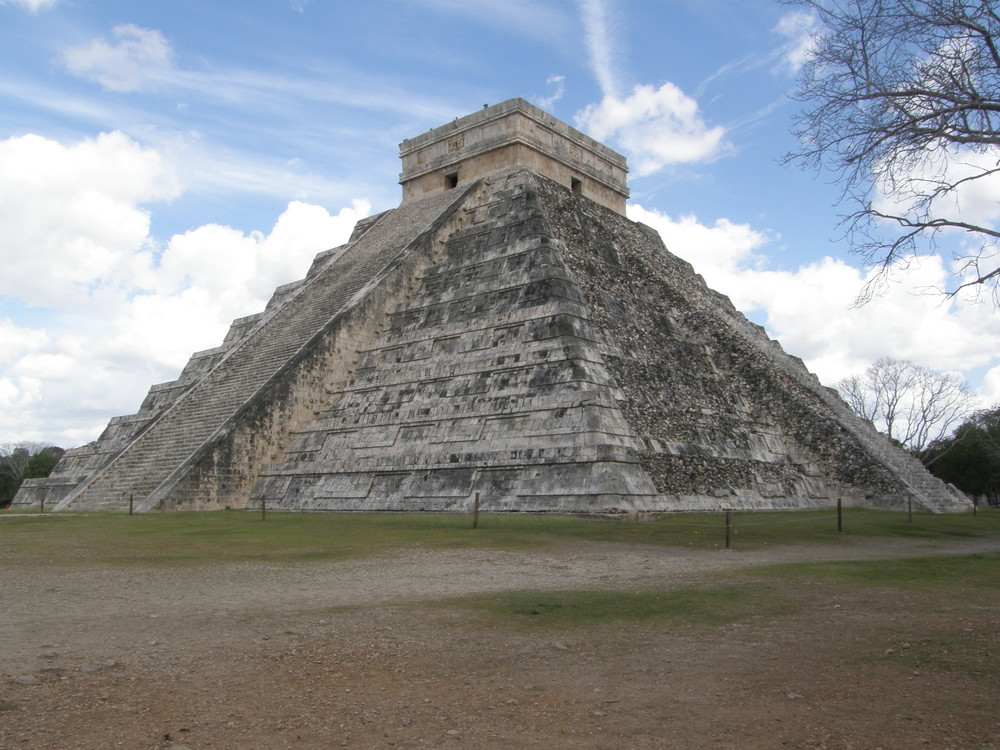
[2,535,998,749]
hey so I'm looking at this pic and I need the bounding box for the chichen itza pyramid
[14,99,968,513]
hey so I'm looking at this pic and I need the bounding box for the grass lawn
[1,505,998,565]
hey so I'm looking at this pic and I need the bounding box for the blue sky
[1,0,998,447]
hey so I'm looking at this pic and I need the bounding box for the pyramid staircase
[50,187,474,511]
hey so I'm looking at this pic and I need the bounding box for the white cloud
[0,130,371,445]
[0,131,181,308]
[628,203,1000,394]
[874,145,1000,228]
[981,366,1000,406]
[628,205,770,290]
[774,10,818,73]
[151,199,370,318]
[865,145,1000,304]
[577,84,729,175]
[0,320,47,372]
[63,24,174,93]
[0,197,369,446]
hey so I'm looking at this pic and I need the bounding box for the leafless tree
[837,357,979,461]
[784,0,1000,305]
[0,442,36,482]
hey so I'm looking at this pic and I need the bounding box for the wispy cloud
[774,10,818,73]
[58,23,460,129]
[693,10,819,93]
[574,0,728,173]
[577,0,619,99]
[0,0,59,10]
[535,74,566,110]
[63,24,174,93]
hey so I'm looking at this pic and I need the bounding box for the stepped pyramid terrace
[13,99,969,514]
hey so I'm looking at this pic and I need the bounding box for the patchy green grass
[744,551,1000,589]
[450,555,999,630]
[1,506,998,566]
[716,506,1000,548]
[453,584,797,628]
[447,552,1000,694]
[885,629,999,684]
[0,511,491,565]
[741,553,1000,686]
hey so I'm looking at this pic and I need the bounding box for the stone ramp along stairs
[35,168,967,514]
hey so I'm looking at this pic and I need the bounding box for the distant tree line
[925,407,1000,507]
[837,358,999,506]
[0,442,64,508]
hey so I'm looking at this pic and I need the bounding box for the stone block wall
[253,170,657,512]
[535,176,964,511]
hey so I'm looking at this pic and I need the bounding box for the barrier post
[724,510,732,550]
[837,498,843,533]
[472,492,480,529]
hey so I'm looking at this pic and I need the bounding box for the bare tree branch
[784,0,1000,304]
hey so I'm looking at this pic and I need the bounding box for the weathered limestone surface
[534,177,964,512]
[400,99,629,215]
[253,171,656,512]
[19,187,472,511]
[14,98,967,514]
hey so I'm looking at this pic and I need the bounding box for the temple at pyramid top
[399,98,629,214]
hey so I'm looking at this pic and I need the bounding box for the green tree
[23,447,65,480]
[0,442,63,507]
[784,0,1000,304]
[926,405,1000,505]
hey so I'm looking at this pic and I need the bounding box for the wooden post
[129,493,134,516]
[261,496,266,522]
[907,496,912,523]
[724,510,732,550]
[39,496,44,514]
[973,495,978,517]
[837,498,843,533]
[472,492,480,529]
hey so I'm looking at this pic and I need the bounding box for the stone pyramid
[15,99,968,513]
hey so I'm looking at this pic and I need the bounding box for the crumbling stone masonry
[14,99,968,513]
